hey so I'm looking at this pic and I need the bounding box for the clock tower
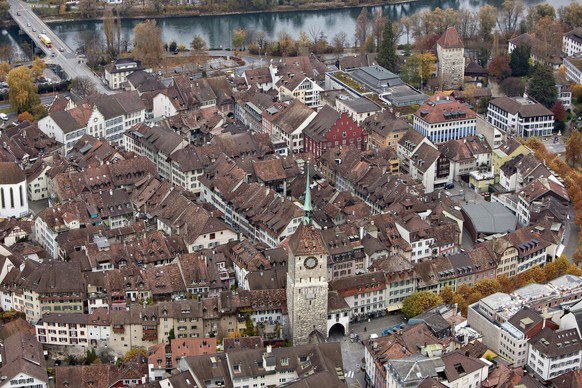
[286,166,329,346]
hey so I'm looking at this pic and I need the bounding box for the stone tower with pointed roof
[286,166,329,346]
[436,27,465,90]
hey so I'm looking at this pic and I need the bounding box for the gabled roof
[0,162,25,184]
[287,223,327,257]
[437,27,463,49]
[489,96,553,118]
[272,100,315,135]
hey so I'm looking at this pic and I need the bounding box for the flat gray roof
[462,202,518,235]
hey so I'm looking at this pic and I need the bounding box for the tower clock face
[304,256,318,269]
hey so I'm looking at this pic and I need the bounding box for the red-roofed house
[413,93,476,144]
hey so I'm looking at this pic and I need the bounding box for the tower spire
[303,162,313,225]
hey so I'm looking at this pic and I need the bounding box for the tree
[559,2,582,30]
[439,285,455,304]
[477,46,490,68]
[355,7,369,50]
[253,31,268,56]
[372,10,385,49]
[0,62,11,82]
[572,83,582,100]
[17,111,34,122]
[488,55,512,80]
[168,328,175,342]
[534,17,565,63]
[400,52,436,89]
[497,0,525,40]
[0,44,13,63]
[169,41,178,53]
[551,101,567,123]
[132,20,163,67]
[296,31,311,56]
[543,255,570,280]
[472,279,501,296]
[78,0,98,18]
[85,348,97,365]
[7,66,40,114]
[232,29,247,50]
[31,57,45,80]
[190,35,207,51]
[509,43,530,77]
[478,5,497,41]
[566,130,582,167]
[401,291,443,319]
[331,32,347,53]
[103,8,116,56]
[499,77,525,97]
[122,348,147,362]
[527,64,556,109]
[377,21,397,72]
[497,274,514,294]
[70,76,97,98]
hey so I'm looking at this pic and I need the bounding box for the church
[286,166,350,346]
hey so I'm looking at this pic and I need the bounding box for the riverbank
[32,0,418,25]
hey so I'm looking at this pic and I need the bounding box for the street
[0,95,55,124]
[329,313,405,388]
[7,0,111,94]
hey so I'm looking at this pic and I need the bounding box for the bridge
[7,0,112,94]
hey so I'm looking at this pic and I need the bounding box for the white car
[0,113,8,121]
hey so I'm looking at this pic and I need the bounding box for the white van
[0,113,8,121]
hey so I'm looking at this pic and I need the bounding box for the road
[329,313,405,388]
[7,0,112,94]
[0,95,55,124]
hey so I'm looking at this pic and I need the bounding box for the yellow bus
[39,34,52,48]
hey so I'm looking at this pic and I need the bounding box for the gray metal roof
[461,202,518,235]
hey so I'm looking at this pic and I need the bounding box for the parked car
[0,113,8,121]
[445,183,455,189]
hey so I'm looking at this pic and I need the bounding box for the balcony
[112,326,125,334]
[143,332,157,341]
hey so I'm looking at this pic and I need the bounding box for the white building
[0,162,29,219]
[564,55,582,84]
[563,28,582,57]
[38,92,146,153]
[406,142,451,193]
[270,62,323,109]
[487,96,554,138]
[104,58,144,90]
[335,96,381,124]
[413,94,477,144]
[270,100,316,154]
[25,160,50,202]
[36,313,90,347]
[467,294,547,367]
[330,273,387,320]
[528,327,582,381]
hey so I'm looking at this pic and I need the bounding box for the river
[1,0,574,55]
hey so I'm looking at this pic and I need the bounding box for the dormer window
[233,364,240,372]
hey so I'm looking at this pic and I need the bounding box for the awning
[387,303,403,312]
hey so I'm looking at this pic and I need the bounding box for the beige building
[436,27,465,90]
[21,262,84,324]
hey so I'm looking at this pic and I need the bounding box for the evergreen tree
[377,21,397,72]
[527,64,557,108]
[509,43,531,77]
